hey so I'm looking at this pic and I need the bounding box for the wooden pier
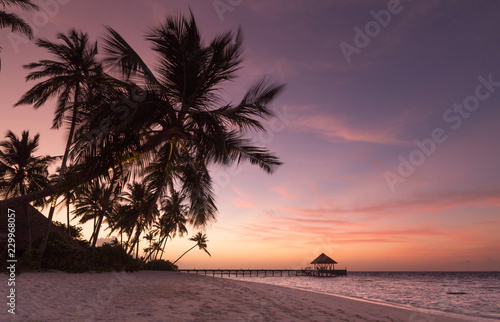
[178,268,347,277]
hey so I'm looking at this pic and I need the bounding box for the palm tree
[15,29,101,265]
[0,130,56,251]
[72,178,120,249]
[0,0,38,69]
[142,231,157,260]
[118,182,159,258]
[152,190,188,261]
[173,232,211,264]
[82,12,284,226]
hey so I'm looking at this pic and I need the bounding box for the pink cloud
[232,199,256,209]
[293,113,407,145]
[281,188,500,219]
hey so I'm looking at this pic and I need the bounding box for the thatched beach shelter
[310,253,338,271]
[0,204,79,254]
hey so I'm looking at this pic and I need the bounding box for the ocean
[228,271,500,320]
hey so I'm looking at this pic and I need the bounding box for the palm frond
[0,11,33,38]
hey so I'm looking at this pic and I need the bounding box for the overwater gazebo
[309,253,346,277]
[311,253,337,270]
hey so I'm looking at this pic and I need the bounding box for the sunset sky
[1,0,499,271]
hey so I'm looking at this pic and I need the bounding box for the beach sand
[1,270,483,321]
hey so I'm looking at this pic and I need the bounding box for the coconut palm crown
[72,12,284,229]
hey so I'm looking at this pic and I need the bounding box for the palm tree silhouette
[0,0,38,69]
[118,182,159,258]
[92,12,284,227]
[15,29,101,265]
[147,190,188,261]
[0,130,56,251]
[173,232,211,264]
[72,178,122,249]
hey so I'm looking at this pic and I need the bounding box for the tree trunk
[66,200,71,237]
[37,85,81,269]
[91,215,97,244]
[157,236,168,260]
[136,237,140,259]
[91,210,105,249]
[153,236,165,260]
[173,245,197,264]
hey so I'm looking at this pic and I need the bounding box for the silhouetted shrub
[143,259,178,271]
[33,231,88,272]
[93,242,141,272]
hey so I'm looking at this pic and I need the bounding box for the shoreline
[222,272,500,321]
[243,281,494,322]
[1,270,491,321]
[219,275,495,322]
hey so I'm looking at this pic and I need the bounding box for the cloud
[232,199,256,208]
[292,113,406,145]
[282,188,500,219]
[223,188,500,249]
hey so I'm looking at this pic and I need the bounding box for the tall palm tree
[173,232,210,264]
[0,130,56,251]
[15,29,101,264]
[80,12,284,226]
[0,0,38,69]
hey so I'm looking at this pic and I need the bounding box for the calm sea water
[229,271,500,320]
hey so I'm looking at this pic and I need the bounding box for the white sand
[0,270,487,321]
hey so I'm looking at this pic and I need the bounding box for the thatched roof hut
[0,204,80,254]
[310,253,338,270]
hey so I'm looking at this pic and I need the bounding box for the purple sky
[1,0,500,270]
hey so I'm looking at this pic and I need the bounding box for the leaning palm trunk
[155,236,168,260]
[90,209,106,249]
[66,199,71,237]
[0,129,179,209]
[37,86,80,267]
[173,245,197,264]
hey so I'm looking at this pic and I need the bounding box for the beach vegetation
[143,259,178,271]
